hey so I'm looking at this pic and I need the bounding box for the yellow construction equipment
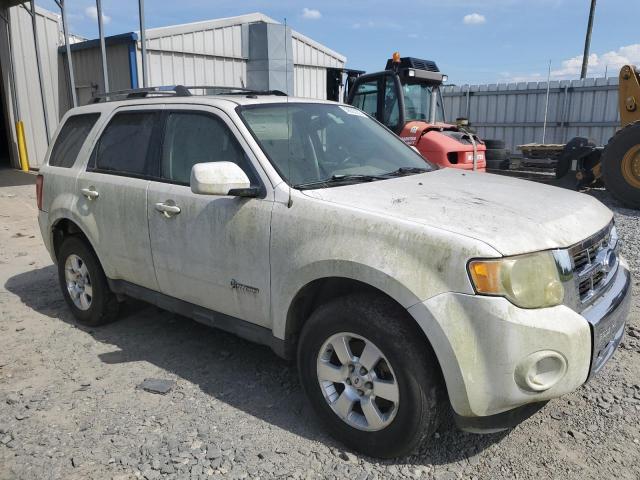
[520,65,640,209]
[601,64,640,208]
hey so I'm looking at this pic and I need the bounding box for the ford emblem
[602,250,617,273]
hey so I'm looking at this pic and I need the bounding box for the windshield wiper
[382,167,430,177]
[294,174,385,190]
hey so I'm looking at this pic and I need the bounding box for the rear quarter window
[48,113,100,168]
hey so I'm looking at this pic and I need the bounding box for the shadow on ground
[0,168,37,188]
[5,265,508,466]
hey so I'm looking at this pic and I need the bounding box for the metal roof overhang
[57,32,139,53]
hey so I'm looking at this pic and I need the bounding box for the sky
[37,0,640,85]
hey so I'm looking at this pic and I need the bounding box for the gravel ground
[1,170,639,480]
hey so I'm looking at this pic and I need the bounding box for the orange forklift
[331,53,488,171]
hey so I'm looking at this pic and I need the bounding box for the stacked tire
[483,139,510,170]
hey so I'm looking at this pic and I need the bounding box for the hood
[302,168,613,256]
[399,121,484,150]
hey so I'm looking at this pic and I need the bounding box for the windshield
[402,83,444,123]
[238,103,435,188]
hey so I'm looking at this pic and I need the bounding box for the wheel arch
[50,216,105,272]
[283,274,447,389]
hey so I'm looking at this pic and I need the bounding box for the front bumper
[583,264,631,378]
[407,260,631,426]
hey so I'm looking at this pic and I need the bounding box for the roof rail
[91,85,287,103]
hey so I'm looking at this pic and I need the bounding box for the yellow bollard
[15,120,30,172]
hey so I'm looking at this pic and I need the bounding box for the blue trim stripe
[128,42,139,89]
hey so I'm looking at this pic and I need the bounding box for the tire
[297,293,445,458]
[57,236,119,326]
[483,139,505,150]
[486,158,510,170]
[485,148,508,161]
[602,121,640,209]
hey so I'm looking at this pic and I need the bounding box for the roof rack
[91,85,287,103]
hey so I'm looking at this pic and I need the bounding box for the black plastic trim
[454,401,548,433]
[107,279,287,358]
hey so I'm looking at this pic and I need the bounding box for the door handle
[80,187,99,200]
[155,202,181,217]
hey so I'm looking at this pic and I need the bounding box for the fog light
[515,351,567,392]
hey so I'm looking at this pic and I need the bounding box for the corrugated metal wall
[66,43,133,107]
[141,20,345,98]
[442,77,620,152]
[4,5,62,168]
[143,23,246,87]
[292,33,344,99]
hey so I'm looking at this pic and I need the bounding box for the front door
[349,73,403,133]
[146,107,273,327]
[76,107,162,291]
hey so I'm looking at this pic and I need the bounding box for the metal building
[0,2,64,169]
[66,13,346,103]
[0,7,345,171]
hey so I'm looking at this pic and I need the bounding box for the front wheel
[297,293,446,458]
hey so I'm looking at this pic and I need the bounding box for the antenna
[285,17,293,208]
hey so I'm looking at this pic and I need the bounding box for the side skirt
[107,279,287,359]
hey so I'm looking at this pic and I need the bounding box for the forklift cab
[346,56,447,134]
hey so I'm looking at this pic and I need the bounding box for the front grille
[569,222,617,304]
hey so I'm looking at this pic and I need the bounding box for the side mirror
[190,162,256,197]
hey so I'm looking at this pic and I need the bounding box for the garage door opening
[0,66,11,169]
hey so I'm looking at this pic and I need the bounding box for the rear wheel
[297,293,445,458]
[57,236,119,326]
[602,121,640,208]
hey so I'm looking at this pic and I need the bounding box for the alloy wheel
[316,332,399,432]
[64,254,93,311]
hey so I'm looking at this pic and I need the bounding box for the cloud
[301,8,322,19]
[84,6,111,24]
[463,13,486,25]
[501,43,640,82]
[551,44,640,78]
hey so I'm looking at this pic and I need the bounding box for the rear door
[76,106,162,291]
[42,112,101,215]
[146,106,273,327]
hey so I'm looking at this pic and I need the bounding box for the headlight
[468,251,564,308]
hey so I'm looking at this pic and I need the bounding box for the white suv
[36,87,631,458]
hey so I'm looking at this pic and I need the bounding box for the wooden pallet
[517,143,565,160]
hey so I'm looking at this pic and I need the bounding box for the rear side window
[48,113,100,168]
[91,112,157,175]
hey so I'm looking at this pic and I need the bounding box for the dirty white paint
[410,294,591,417]
[305,168,613,256]
[190,162,250,195]
[38,94,624,422]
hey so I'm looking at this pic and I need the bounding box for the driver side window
[161,112,256,185]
